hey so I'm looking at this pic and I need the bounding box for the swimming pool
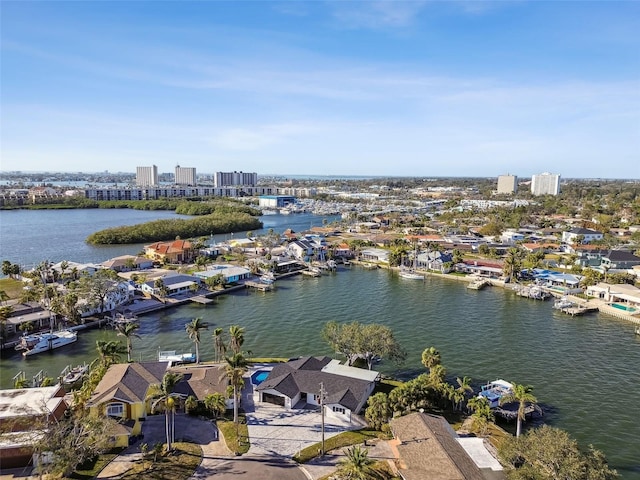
[612,303,638,313]
[250,370,270,385]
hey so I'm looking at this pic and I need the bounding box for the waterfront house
[586,283,640,307]
[101,255,153,272]
[255,356,379,422]
[333,243,352,259]
[287,239,317,260]
[2,302,55,337]
[457,260,503,279]
[194,265,251,285]
[390,412,500,480]
[359,248,389,264]
[0,386,68,469]
[87,362,170,447]
[140,274,202,297]
[561,227,604,244]
[144,240,194,264]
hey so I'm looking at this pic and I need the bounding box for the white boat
[260,272,276,284]
[399,246,423,280]
[158,350,196,364]
[553,296,574,310]
[478,379,514,408]
[62,364,88,385]
[15,330,78,357]
[399,268,424,280]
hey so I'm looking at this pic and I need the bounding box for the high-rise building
[531,172,561,196]
[136,165,158,186]
[175,165,197,186]
[497,174,518,194]
[214,171,257,187]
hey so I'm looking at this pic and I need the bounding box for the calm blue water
[0,209,639,478]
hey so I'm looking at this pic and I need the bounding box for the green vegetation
[499,425,618,479]
[70,448,125,479]
[218,415,250,455]
[118,442,202,480]
[0,278,23,299]
[293,429,385,463]
[86,213,262,244]
[322,321,407,370]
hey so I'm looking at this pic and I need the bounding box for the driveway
[243,377,365,458]
[96,413,232,480]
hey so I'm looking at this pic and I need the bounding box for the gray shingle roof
[256,356,373,412]
[391,412,485,480]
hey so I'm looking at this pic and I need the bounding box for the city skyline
[2,1,639,179]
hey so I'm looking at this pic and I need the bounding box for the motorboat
[15,330,78,356]
[478,379,514,408]
[260,272,276,284]
[553,296,574,310]
[62,364,88,385]
[158,350,196,365]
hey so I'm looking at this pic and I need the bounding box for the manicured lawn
[70,448,125,479]
[293,428,387,464]
[218,414,250,455]
[372,378,403,395]
[0,277,24,299]
[119,442,202,480]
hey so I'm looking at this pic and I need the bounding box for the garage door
[262,392,285,406]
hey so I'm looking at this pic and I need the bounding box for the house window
[107,403,125,417]
[332,406,346,414]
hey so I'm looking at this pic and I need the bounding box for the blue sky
[1,1,639,178]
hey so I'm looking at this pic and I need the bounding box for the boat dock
[245,281,274,291]
[467,278,490,290]
[556,305,595,316]
[190,295,216,305]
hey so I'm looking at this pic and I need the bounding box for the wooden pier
[190,295,216,305]
[467,278,489,290]
[245,281,274,291]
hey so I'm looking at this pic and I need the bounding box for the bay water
[0,209,638,478]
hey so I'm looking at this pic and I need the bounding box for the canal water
[1,209,639,478]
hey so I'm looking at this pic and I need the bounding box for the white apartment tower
[214,171,257,187]
[136,165,158,186]
[531,172,561,196]
[175,165,197,186]
[497,174,518,194]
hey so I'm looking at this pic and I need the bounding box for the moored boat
[15,330,78,357]
[62,363,88,385]
[478,379,514,408]
[399,268,424,280]
[553,296,574,310]
[158,350,196,365]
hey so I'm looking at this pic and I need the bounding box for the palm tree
[146,372,184,452]
[185,317,209,364]
[212,327,226,363]
[96,340,127,366]
[225,352,248,425]
[335,445,384,480]
[116,322,141,362]
[499,383,539,437]
[204,392,227,420]
[228,325,244,354]
[421,346,441,371]
[455,376,473,411]
[503,247,523,283]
